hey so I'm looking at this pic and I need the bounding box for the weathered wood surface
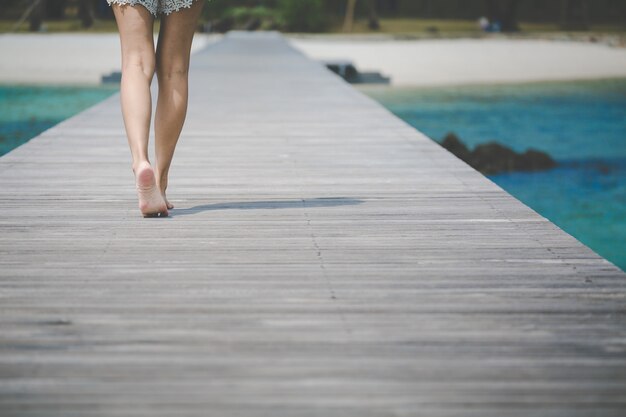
[1,31,625,417]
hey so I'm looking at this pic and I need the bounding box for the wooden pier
[1,31,625,416]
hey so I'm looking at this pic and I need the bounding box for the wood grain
[1,31,625,417]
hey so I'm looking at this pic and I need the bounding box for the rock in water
[439,132,557,175]
[518,149,557,171]
[441,133,472,164]
[472,142,519,175]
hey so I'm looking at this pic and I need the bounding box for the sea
[0,81,624,271]
[359,78,626,272]
[0,84,119,157]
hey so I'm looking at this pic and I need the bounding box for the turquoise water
[360,79,626,271]
[0,85,119,156]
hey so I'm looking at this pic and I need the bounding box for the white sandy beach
[288,36,626,86]
[0,33,222,85]
[2,32,626,86]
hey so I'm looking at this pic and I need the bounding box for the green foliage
[278,0,328,32]
[216,5,283,31]
[0,0,30,19]
[223,6,275,24]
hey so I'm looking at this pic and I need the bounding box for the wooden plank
[0,31,625,417]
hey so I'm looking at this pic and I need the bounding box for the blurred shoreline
[0,33,224,86]
[1,32,626,86]
[288,33,626,87]
[288,31,626,47]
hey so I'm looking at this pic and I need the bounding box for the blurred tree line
[202,0,626,32]
[2,0,107,30]
[1,0,625,32]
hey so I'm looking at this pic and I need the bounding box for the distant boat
[321,60,390,85]
[101,71,121,84]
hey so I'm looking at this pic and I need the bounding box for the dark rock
[439,132,557,175]
[440,132,472,164]
[518,149,557,171]
[471,141,519,175]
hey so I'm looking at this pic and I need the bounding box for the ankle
[158,180,168,194]
[132,160,151,175]
[156,168,169,186]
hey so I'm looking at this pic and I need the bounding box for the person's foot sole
[135,163,168,218]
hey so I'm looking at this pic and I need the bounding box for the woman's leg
[111,3,167,217]
[154,0,205,209]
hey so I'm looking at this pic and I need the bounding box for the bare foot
[135,162,168,217]
[156,173,174,209]
[163,194,174,210]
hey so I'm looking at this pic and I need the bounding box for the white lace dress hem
[107,0,203,18]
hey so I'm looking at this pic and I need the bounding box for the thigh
[111,2,156,72]
[155,0,205,73]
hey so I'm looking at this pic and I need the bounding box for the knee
[122,52,156,80]
[156,61,189,81]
